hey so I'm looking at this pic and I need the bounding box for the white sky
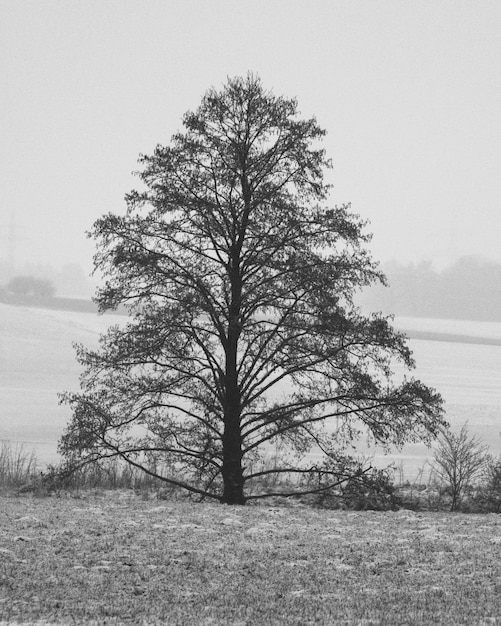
[1,0,500,275]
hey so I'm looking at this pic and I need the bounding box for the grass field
[1,492,500,625]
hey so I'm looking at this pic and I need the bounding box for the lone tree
[60,75,444,504]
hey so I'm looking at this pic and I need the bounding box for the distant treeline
[0,288,127,315]
[0,262,94,299]
[360,256,501,322]
[0,289,97,313]
[2,257,500,322]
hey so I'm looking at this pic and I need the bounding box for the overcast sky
[1,1,500,276]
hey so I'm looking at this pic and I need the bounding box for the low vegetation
[1,439,501,623]
[2,426,501,512]
[0,441,38,489]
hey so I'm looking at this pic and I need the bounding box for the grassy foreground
[1,492,500,625]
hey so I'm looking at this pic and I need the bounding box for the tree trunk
[222,415,245,504]
[222,244,245,505]
[222,305,245,504]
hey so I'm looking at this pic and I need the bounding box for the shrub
[307,457,400,511]
[431,424,490,511]
[339,466,400,511]
[468,457,501,513]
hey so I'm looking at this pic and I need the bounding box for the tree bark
[222,323,245,504]
[221,242,245,504]
[222,409,245,504]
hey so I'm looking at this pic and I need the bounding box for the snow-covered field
[394,315,501,342]
[0,303,124,465]
[3,495,500,624]
[1,303,500,477]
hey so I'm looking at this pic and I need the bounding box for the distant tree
[432,423,489,511]
[7,275,55,298]
[59,75,445,504]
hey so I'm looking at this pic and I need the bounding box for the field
[0,303,124,465]
[2,303,501,624]
[1,493,501,625]
[1,301,501,478]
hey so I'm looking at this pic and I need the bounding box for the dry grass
[0,443,38,488]
[1,492,500,625]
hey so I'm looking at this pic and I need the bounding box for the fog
[360,257,501,323]
[2,1,501,279]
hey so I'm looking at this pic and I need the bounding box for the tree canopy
[60,75,445,504]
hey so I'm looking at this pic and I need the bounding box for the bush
[432,424,489,511]
[307,457,400,511]
[339,467,400,511]
[468,457,501,513]
[431,423,489,511]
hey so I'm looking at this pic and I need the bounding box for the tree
[59,75,445,504]
[432,423,489,511]
[7,275,55,298]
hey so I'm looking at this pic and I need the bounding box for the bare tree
[59,74,444,504]
[432,423,489,511]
